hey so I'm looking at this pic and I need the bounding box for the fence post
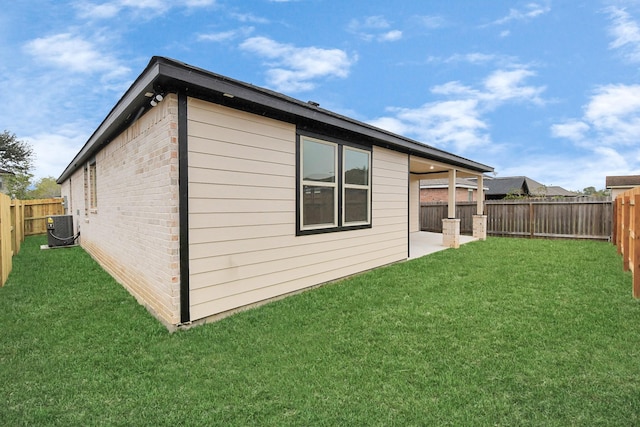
[617,197,624,252]
[632,194,640,298]
[623,197,630,271]
[529,202,534,238]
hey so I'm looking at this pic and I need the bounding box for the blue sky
[2,0,640,191]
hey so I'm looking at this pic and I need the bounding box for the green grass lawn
[1,235,639,426]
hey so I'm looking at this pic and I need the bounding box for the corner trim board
[178,91,191,324]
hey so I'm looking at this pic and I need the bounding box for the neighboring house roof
[480,176,575,197]
[546,186,578,197]
[606,175,640,188]
[57,56,493,183]
[481,176,545,196]
[420,178,488,190]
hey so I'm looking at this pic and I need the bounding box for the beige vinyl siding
[187,98,408,321]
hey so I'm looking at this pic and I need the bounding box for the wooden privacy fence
[0,197,64,287]
[613,187,640,297]
[421,198,612,240]
[24,198,64,236]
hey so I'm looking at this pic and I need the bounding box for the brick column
[473,214,487,240]
[442,218,460,248]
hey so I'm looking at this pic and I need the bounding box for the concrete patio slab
[409,232,477,260]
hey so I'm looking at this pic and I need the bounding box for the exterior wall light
[150,93,164,107]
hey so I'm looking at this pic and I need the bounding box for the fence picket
[0,198,63,287]
[421,198,613,240]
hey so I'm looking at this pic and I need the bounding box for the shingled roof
[483,176,547,197]
[606,175,640,188]
[479,176,576,198]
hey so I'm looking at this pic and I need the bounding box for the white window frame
[300,137,338,231]
[342,146,371,226]
[298,134,373,235]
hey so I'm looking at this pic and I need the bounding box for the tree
[0,130,34,198]
[580,186,610,197]
[27,176,61,199]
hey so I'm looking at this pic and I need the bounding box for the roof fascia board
[57,62,161,182]
[156,58,492,173]
[58,56,493,182]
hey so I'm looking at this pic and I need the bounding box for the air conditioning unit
[46,215,76,247]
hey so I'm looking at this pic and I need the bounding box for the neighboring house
[0,168,14,194]
[57,57,493,329]
[478,176,576,200]
[606,175,640,199]
[545,186,579,197]
[420,178,488,203]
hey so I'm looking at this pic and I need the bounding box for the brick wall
[421,187,477,203]
[61,94,181,327]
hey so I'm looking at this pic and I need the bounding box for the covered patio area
[409,231,478,260]
[408,155,489,249]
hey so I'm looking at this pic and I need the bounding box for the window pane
[345,188,368,223]
[303,185,335,226]
[344,149,369,186]
[303,139,335,183]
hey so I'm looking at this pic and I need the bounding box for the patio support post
[443,169,460,248]
[409,174,420,233]
[447,169,456,219]
[473,174,487,240]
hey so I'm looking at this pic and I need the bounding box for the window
[343,147,370,225]
[298,134,371,234]
[89,160,97,210]
[301,138,337,228]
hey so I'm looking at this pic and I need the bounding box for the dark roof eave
[58,56,493,183]
[57,61,161,183]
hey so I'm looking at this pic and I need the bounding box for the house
[606,175,640,199]
[57,57,493,329]
[420,178,488,203]
[545,186,579,197]
[478,176,576,200]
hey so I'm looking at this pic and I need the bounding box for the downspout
[178,91,191,324]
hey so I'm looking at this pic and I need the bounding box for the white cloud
[348,15,402,42]
[583,84,640,145]
[198,27,254,43]
[74,0,215,20]
[371,99,489,152]
[481,68,545,105]
[496,143,637,192]
[550,84,640,187]
[239,36,356,92]
[75,2,121,19]
[429,52,519,67]
[369,66,545,153]
[550,120,590,141]
[379,30,402,42]
[25,126,90,180]
[23,33,130,79]
[348,16,390,31]
[606,6,640,62]
[184,0,215,6]
[231,12,269,24]
[491,2,551,26]
[415,15,447,29]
